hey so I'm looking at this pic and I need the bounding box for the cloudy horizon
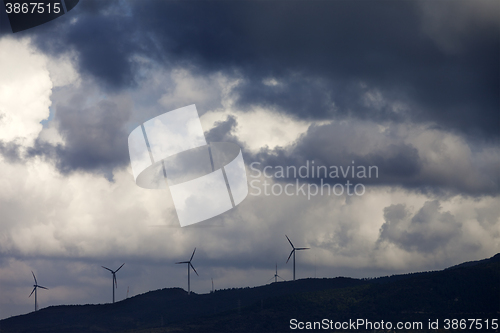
[0,0,498,319]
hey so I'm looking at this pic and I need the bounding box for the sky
[0,0,498,319]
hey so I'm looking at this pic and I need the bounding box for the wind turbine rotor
[115,263,125,273]
[29,272,48,311]
[102,264,125,303]
[190,263,199,276]
[176,248,199,295]
[285,235,310,281]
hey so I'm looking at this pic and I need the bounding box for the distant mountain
[1,254,498,333]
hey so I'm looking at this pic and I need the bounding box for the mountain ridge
[1,253,498,332]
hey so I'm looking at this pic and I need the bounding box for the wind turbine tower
[29,271,48,311]
[268,263,285,283]
[102,263,125,303]
[176,248,198,295]
[274,263,286,283]
[286,235,309,281]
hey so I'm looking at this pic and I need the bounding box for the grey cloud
[0,141,23,163]
[0,86,240,179]
[204,115,239,145]
[378,200,461,252]
[54,98,131,175]
[17,89,134,179]
[1,0,496,181]
[418,0,500,54]
[9,0,496,139]
[475,205,500,228]
[249,120,499,196]
[203,115,256,166]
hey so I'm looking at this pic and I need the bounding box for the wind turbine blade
[176,261,189,264]
[114,274,117,288]
[277,275,286,281]
[296,247,310,250]
[115,263,125,272]
[286,249,294,263]
[102,266,113,272]
[29,287,36,297]
[190,248,196,261]
[190,263,199,276]
[266,276,274,283]
[31,271,37,284]
[38,285,48,290]
[285,235,294,248]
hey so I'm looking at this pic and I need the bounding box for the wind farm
[9,240,496,333]
[22,237,310,314]
[4,253,497,333]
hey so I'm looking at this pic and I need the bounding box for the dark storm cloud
[64,17,137,88]
[378,200,461,252]
[0,1,13,34]
[1,0,497,180]
[21,0,499,139]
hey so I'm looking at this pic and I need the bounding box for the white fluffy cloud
[0,37,52,147]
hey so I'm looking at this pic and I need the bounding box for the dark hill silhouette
[444,252,500,270]
[1,254,498,332]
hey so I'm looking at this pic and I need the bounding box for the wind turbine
[176,248,198,295]
[101,263,124,303]
[29,271,48,312]
[286,235,309,281]
[267,263,286,284]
